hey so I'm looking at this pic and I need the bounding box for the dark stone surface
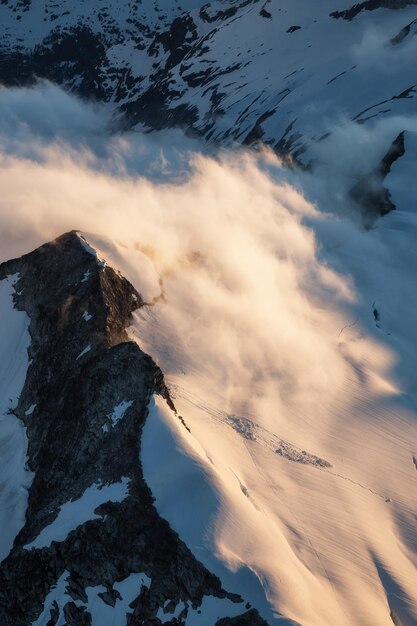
[350,131,405,225]
[331,0,417,20]
[216,609,269,626]
[0,25,108,99]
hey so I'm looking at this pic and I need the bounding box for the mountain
[1,0,416,166]
[0,231,269,626]
[1,2,417,626]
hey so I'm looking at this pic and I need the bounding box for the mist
[1,82,417,625]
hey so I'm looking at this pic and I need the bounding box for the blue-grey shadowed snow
[24,478,130,550]
[373,557,415,626]
[0,82,206,183]
[0,275,33,563]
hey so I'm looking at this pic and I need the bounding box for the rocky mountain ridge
[0,231,267,626]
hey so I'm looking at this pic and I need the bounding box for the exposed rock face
[331,0,417,20]
[216,610,270,626]
[0,231,265,626]
[350,131,405,225]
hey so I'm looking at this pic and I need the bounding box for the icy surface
[102,400,133,432]
[1,5,417,613]
[2,0,416,164]
[130,168,417,626]
[3,145,417,623]
[186,596,248,625]
[157,595,248,625]
[142,395,277,624]
[81,270,91,283]
[25,478,130,549]
[0,274,32,563]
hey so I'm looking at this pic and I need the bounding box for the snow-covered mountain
[1,0,416,164]
[1,2,417,626]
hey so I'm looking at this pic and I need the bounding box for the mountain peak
[0,233,266,626]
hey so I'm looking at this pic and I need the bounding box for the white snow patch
[102,401,133,432]
[30,570,72,626]
[157,599,185,622]
[110,401,133,427]
[24,403,36,416]
[81,270,91,283]
[76,345,91,360]
[83,311,92,322]
[0,274,33,563]
[30,569,151,626]
[85,572,151,626]
[187,596,246,625]
[157,596,245,624]
[25,478,130,549]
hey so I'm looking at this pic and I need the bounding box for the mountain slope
[1,2,417,625]
[1,0,416,167]
[0,231,267,626]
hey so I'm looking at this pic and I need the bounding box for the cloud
[0,81,204,180]
[351,22,417,74]
[1,83,417,626]
[0,107,355,425]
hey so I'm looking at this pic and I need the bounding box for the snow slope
[0,131,416,623]
[1,117,417,623]
[1,2,417,618]
[121,155,417,626]
[0,274,32,563]
[1,0,417,166]
[142,394,278,625]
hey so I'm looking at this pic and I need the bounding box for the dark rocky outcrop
[216,609,269,626]
[390,19,417,45]
[350,131,405,225]
[0,26,109,99]
[0,231,264,626]
[199,0,256,24]
[331,0,417,20]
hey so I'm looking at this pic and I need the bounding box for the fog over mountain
[1,2,417,626]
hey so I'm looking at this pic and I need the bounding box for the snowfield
[0,275,32,563]
[2,138,416,623]
[2,136,417,624]
[1,0,417,166]
[127,136,417,626]
[142,394,276,624]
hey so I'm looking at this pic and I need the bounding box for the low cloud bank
[1,83,417,626]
